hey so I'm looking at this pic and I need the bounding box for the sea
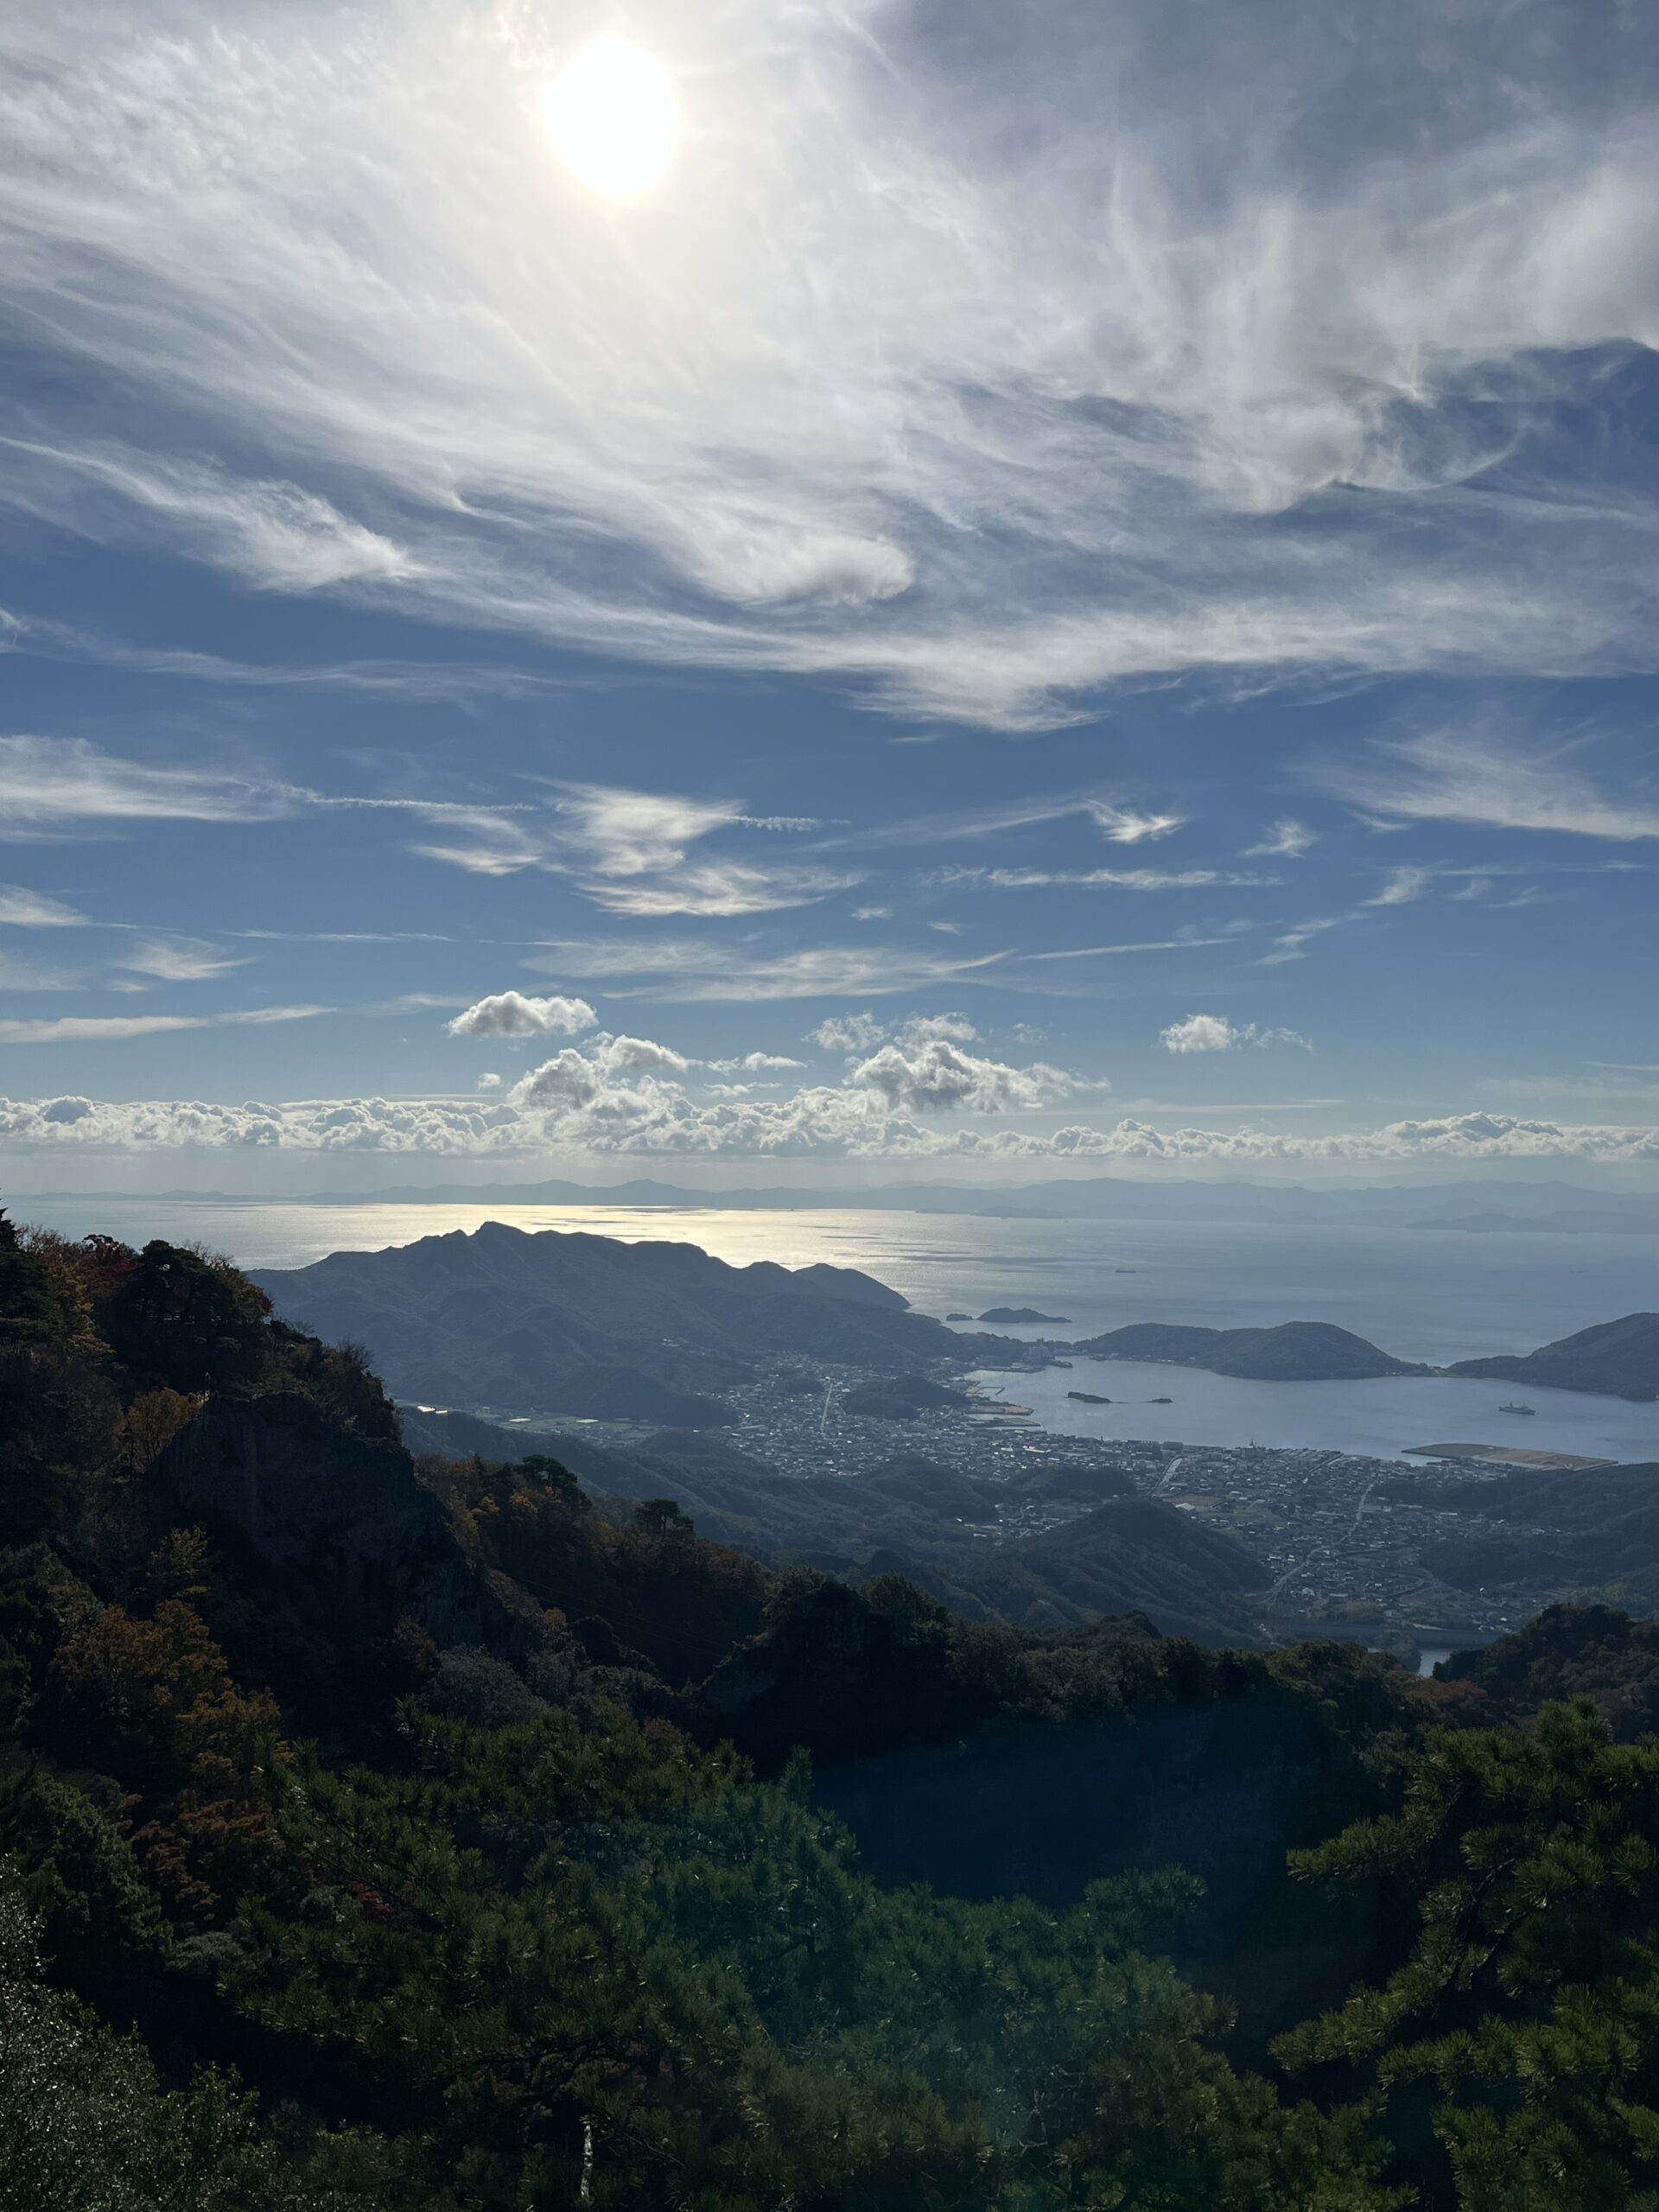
[16,1195,1659,1465]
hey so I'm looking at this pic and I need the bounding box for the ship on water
[1499,1401,1536,1415]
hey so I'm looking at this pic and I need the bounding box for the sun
[542,36,678,200]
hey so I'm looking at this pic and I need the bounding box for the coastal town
[709,1355,1548,1656]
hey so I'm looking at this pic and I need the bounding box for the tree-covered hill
[1446,1310,1659,1400]
[7,1210,1659,2209]
[251,1220,993,1416]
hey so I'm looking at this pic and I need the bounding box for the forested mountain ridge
[252,1221,995,1419]
[8,1211,1659,2209]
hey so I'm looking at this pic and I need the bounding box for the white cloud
[0,885,89,926]
[1243,820,1317,859]
[1319,729,1659,841]
[0,1004,327,1042]
[1161,1013,1312,1052]
[118,938,251,983]
[594,1033,691,1077]
[407,781,856,914]
[963,867,1270,890]
[475,1071,503,1091]
[0,736,289,832]
[1258,918,1344,966]
[0,442,410,593]
[0,951,83,992]
[4,1089,1657,1167]
[7,4,1657,726]
[0,1015,206,1043]
[1365,866,1433,907]
[1084,803,1185,845]
[897,1014,978,1046]
[530,939,1008,1001]
[582,860,861,917]
[709,1051,807,1073]
[447,990,597,1039]
[1160,1014,1244,1054]
[1028,936,1237,962]
[849,1036,1080,1115]
[807,1012,887,1052]
[556,786,740,878]
[408,810,549,876]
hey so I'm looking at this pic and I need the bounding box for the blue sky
[3,0,1659,1189]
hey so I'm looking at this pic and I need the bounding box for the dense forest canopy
[4,1208,1659,2209]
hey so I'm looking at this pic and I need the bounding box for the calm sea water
[993,1358,1659,1465]
[16,1196,1658,1459]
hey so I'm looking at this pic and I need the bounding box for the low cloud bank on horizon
[3,1093,1658,1166]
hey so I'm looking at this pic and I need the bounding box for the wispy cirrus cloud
[0,736,290,833]
[524,936,1009,1001]
[0,885,89,927]
[949,866,1272,891]
[1243,820,1318,860]
[1317,729,1659,842]
[4,3,1659,727]
[0,1004,329,1044]
[118,938,252,984]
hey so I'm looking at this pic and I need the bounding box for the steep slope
[254,1222,965,1414]
[1073,1319,1424,1380]
[1447,1311,1659,1400]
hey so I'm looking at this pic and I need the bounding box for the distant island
[1056,1311,1659,1401]
[979,1306,1071,1325]
[1068,1389,1113,1404]
[1073,1319,1427,1382]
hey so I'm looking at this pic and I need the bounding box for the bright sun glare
[542,36,678,200]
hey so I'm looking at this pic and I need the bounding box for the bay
[988,1357,1659,1465]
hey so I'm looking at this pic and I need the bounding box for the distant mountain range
[44,1172,1659,1228]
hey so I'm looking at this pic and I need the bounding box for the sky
[3,0,1659,1192]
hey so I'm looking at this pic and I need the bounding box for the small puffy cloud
[1243,819,1317,858]
[1161,1013,1246,1053]
[850,1037,1077,1115]
[808,1011,888,1052]
[594,1033,690,1077]
[447,991,597,1039]
[506,1050,601,1110]
[1161,1013,1312,1052]
[475,1071,503,1091]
